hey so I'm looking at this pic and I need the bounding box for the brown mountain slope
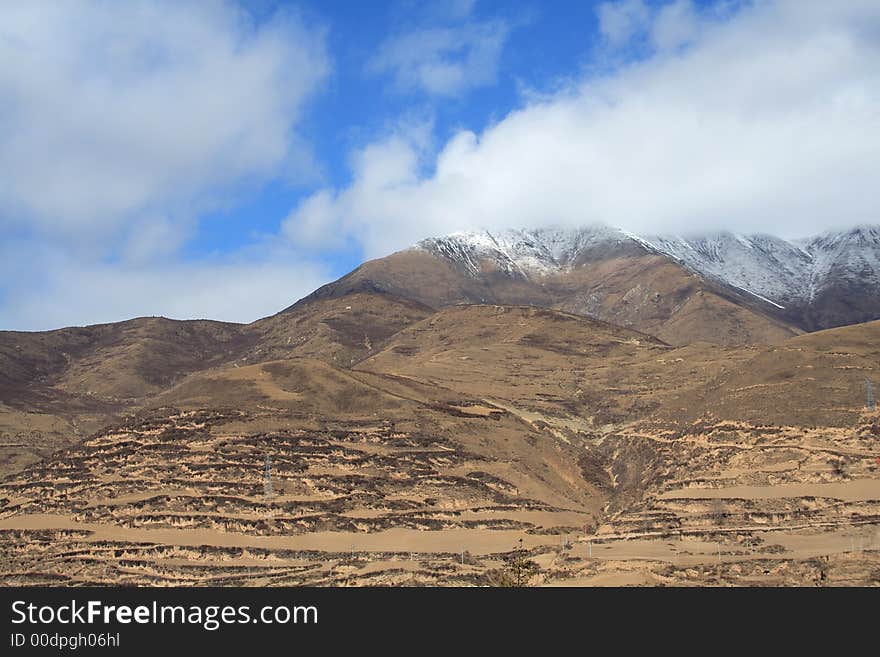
[358,305,879,432]
[0,291,433,409]
[0,292,434,476]
[0,317,250,475]
[2,316,878,586]
[0,233,806,477]
[546,254,799,345]
[296,247,800,346]
[0,355,610,585]
[355,305,752,432]
[661,319,880,428]
[0,317,247,403]
[247,291,433,368]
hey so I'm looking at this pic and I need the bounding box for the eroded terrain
[2,407,878,586]
[1,305,878,586]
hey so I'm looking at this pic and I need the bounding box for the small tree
[489,539,539,587]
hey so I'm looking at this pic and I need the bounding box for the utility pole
[867,379,875,411]
[263,454,273,498]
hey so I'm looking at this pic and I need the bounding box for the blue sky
[188,0,614,275]
[1,0,878,330]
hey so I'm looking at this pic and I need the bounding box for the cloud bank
[0,0,329,330]
[285,0,880,259]
[0,242,329,330]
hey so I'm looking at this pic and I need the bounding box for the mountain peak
[413,223,880,311]
[415,224,638,277]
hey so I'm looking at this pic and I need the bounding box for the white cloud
[651,0,701,51]
[598,0,651,48]
[0,242,331,331]
[0,1,332,330]
[447,0,478,19]
[368,19,510,97]
[284,189,347,251]
[0,0,329,245]
[282,119,434,250]
[285,0,880,258]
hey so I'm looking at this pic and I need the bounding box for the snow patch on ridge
[414,224,880,309]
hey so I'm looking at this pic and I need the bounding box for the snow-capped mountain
[799,226,880,295]
[635,233,810,308]
[301,222,879,345]
[415,225,880,313]
[418,225,639,277]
